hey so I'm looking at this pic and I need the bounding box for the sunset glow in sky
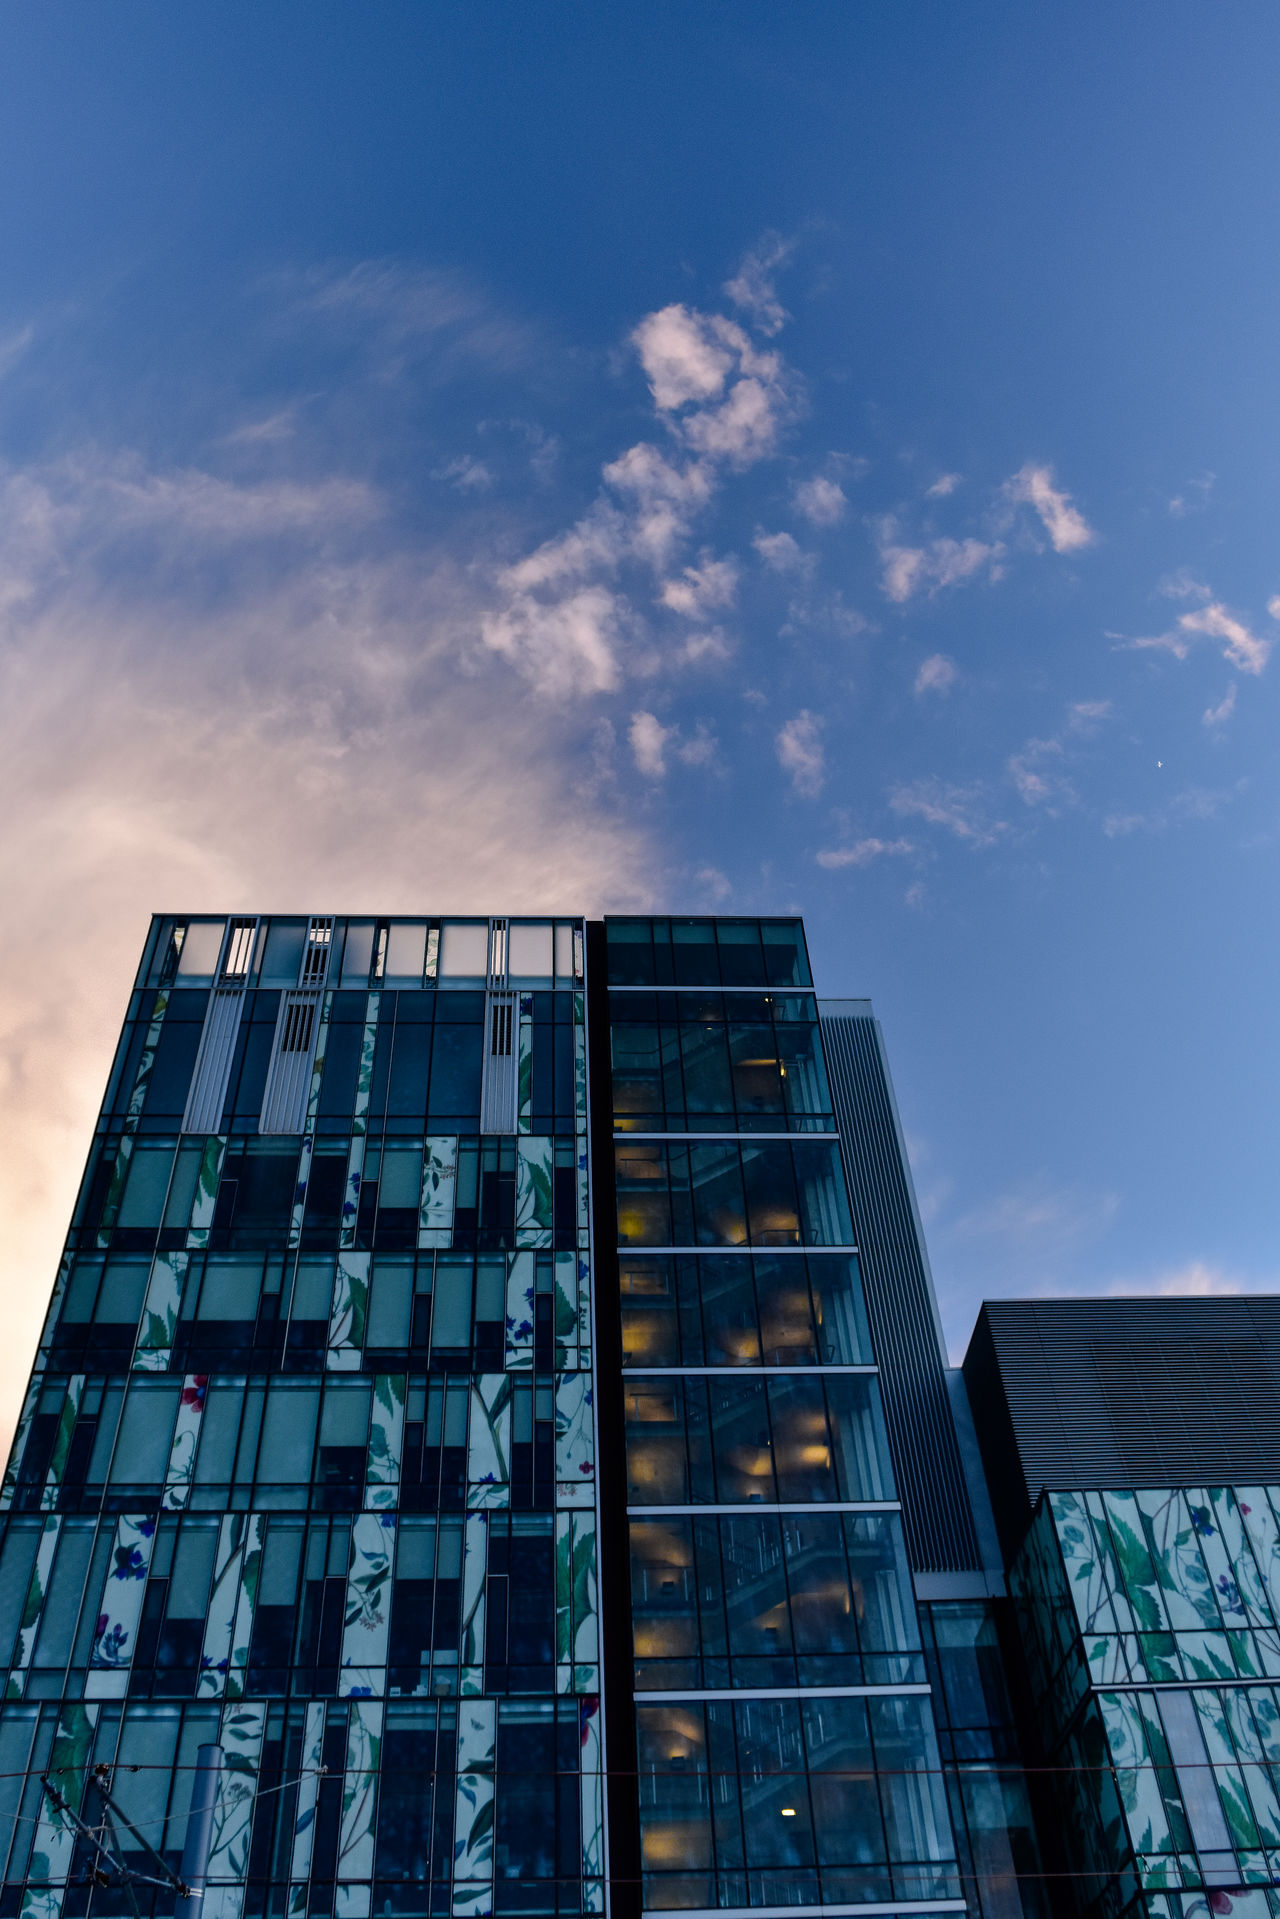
[1,5,1279,1445]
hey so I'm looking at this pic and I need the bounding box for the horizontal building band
[642,1903,968,1919]
[634,1683,933,1702]
[628,1500,902,1515]
[625,1364,879,1376]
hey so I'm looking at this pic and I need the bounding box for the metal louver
[182,919,259,1134]
[259,917,333,1135]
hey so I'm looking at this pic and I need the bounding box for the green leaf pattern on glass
[340,1136,366,1251]
[419,1137,458,1249]
[517,1000,533,1135]
[288,1135,313,1250]
[555,1510,598,1693]
[8,1515,62,1697]
[452,1697,496,1905]
[288,1700,327,1889]
[365,1373,405,1508]
[188,1136,228,1248]
[515,1137,553,1249]
[40,1376,85,1514]
[199,1513,264,1701]
[460,1512,487,1694]
[304,993,333,1130]
[504,1252,535,1371]
[340,1513,396,1695]
[555,1373,594,1507]
[552,1253,578,1371]
[337,1700,383,1896]
[328,1252,370,1371]
[466,1376,512,1510]
[573,1003,586,1135]
[19,1700,100,1919]
[1,1374,44,1512]
[204,1700,267,1919]
[353,995,380,1132]
[96,1134,135,1249]
[163,1375,207,1510]
[579,1693,604,1909]
[134,1250,189,1371]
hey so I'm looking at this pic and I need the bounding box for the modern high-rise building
[965,1298,1280,1919]
[0,913,1040,1919]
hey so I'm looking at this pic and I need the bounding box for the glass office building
[0,913,1037,1919]
[965,1298,1280,1919]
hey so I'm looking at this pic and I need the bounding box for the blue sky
[0,5,1278,1430]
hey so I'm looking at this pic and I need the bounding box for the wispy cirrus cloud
[816,835,914,869]
[889,777,1005,845]
[722,230,795,336]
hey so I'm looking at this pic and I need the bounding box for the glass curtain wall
[606,919,963,1918]
[0,914,601,1919]
[1011,1483,1280,1919]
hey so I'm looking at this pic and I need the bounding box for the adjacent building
[966,1298,1280,1919]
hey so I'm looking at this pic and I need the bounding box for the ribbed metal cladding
[819,1003,982,1574]
[968,1298,1280,1523]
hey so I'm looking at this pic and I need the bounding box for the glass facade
[607,919,964,1918]
[0,914,601,1919]
[0,909,1073,1919]
[1012,1484,1280,1919]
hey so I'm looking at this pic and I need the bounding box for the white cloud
[925,472,962,498]
[776,710,825,797]
[480,584,624,698]
[1007,737,1075,811]
[0,444,659,1455]
[723,231,794,336]
[435,454,494,493]
[816,836,914,869]
[914,653,958,696]
[221,408,297,446]
[1127,600,1271,676]
[696,865,732,903]
[753,529,813,576]
[1179,603,1270,675]
[1203,683,1237,729]
[1159,568,1212,603]
[674,629,732,667]
[1269,595,1280,621]
[1145,1261,1244,1297]
[948,1179,1119,1250]
[627,708,718,777]
[659,553,738,617]
[292,259,540,380]
[682,371,787,466]
[631,304,738,410]
[889,778,1004,845]
[877,522,1004,602]
[1168,472,1214,517]
[1003,461,1096,552]
[793,475,846,526]
[629,709,670,777]
[1066,699,1111,731]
